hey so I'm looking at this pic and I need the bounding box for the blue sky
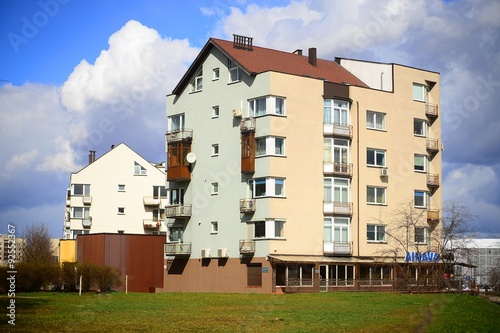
[1,0,499,238]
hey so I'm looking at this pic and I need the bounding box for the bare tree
[23,223,56,263]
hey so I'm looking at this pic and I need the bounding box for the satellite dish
[186,152,197,163]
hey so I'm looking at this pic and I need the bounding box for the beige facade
[163,36,442,293]
[63,143,167,240]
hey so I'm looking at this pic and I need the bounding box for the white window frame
[324,99,350,126]
[190,68,203,92]
[134,162,147,175]
[415,227,428,244]
[249,96,286,117]
[324,138,350,165]
[249,178,285,198]
[367,149,386,167]
[212,68,219,81]
[366,111,386,130]
[71,207,90,219]
[324,178,350,204]
[256,136,285,156]
[229,59,241,83]
[414,118,427,137]
[72,184,90,196]
[412,83,427,102]
[367,224,386,242]
[414,190,428,208]
[212,182,219,195]
[212,105,219,118]
[324,217,350,244]
[253,219,285,239]
[212,144,219,156]
[211,221,218,234]
[367,186,386,205]
[414,154,427,172]
[168,113,185,131]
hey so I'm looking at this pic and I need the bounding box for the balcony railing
[143,219,161,229]
[143,196,167,206]
[64,222,70,229]
[166,129,193,143]
[425,103,439,118]
[82,218,92,228]
[239,240,256,254]
[324,241,352,255]
[426,139,439,152]
[323,122,352,138]
[165,204,192,218]
[427,174,440,188]
[240,199,256,213]
[323,162,352,177]
[240,118,256,132]
[427,209,440,222]
[323,202,353,216]
[164,242,192,256]
[82,195,92,205]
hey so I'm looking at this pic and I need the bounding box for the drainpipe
[356,101,360,257]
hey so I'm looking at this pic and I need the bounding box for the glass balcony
[165,242,192,256]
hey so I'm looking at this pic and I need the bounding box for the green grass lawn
[1,292,499,332]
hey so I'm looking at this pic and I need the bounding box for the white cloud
[4,149,39,172]
[35,136,82,173]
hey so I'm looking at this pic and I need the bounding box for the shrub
[61,262,78,292]
[15,262,60,292]
[76,262,122,292]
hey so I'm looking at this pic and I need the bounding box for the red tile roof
[171,37,367,95]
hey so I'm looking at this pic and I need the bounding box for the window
[153,186,168,198]
[359,265,392,286]
[169,227,184,242]
[324,178,349,204]
[415,227,428,244]
[367,224,386,242]
[366,111,386,130]
[367,149,386,167]
[213,68,219,80]
[414,190,428,208]
[324,99,350,125]
[414,119,427,136]
[249,178,285,197]
[287,264,314,286]
[212,106,219,118]
[255,136,285,156]
[229,60,241,83]
[168,114,185,131]
[414,155,427,172]
[72,207,90,219]
[118,207,125,214]
[412,83,427,102]
[211,221,218,234]
[212,144,219,156]
[254,219,285,239]
[190,68,203,92]
[134,162,147,175]
[367,187,386,205]
[212,182,218,195]
[324,217,350,244]
[169,188,185,205]
[118,184,125,192]
[324,138,349,165]
[72,184,90,196]
[249,96,285,117]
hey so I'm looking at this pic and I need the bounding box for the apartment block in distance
[162,35,442,293]
[63,143,168,240]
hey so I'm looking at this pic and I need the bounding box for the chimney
[308,47,317,66]
[88,150,96,165]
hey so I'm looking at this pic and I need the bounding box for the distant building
[453,239,500,286]
[63,143,167,239]
[0,234,25,266]
[162,35,443,293]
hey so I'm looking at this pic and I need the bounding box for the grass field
[1,292,499,332]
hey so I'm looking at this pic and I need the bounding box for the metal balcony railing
[240,118,256,132]
[143,219,161,229]
[239,240,256,254]
[164,242,192,256]
[166,129,193,143]
[426,139,439,152]
[323,241,352,255]
[427,209,440,222]
[239,199,256,213]
[323,162,352,177]
[165,204,192,218]
[427,174,439,188]
[425,103,438,118]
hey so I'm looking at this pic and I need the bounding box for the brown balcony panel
[240,118,256,132]
[426,139,439,152]
[425,103,439,118]
[427,209,440,222]
[166,204,192,218]
[240,199,256,213]
[427,174,440,188]
[166,129,193,143]
[167,166,191,181]
[239,240,255,254]
[165,242,192,256]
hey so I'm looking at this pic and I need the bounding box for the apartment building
[0,235,25,266]
[63,143,167,240]
[162,35,442,293]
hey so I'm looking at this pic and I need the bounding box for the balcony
[427,209,440,223]
[425,103,439,118]
[324,162,352,177]
[323,202,353,216]
[166,129,193,143]
[143,219,161,229]
[427,174,440,188]
[165,204,192,218]
[239,240,255,254]
[324,123,352,139]
[64,222,70,229]
[240,118,256,132]
[82,218,92,228]
[164,242,192,256]
[82,195,92,205]
[240,199,256,213]
[324,241,352,255]
[143,196,166,207]
[426,139,439,153]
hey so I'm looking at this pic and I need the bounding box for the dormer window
[190,68,203,92]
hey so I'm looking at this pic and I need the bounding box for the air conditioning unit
[217,248,229,258]
[380,168,389,177]
[201,248,211,258]
[232,109,242,117]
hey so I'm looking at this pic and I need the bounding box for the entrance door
[320,265,328,292]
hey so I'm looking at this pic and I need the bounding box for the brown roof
[172,37,368,95]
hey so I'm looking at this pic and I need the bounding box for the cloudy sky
[0,0,499,238]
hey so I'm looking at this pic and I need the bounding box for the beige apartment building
[63,143,167,240]
[162,36,442,293]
